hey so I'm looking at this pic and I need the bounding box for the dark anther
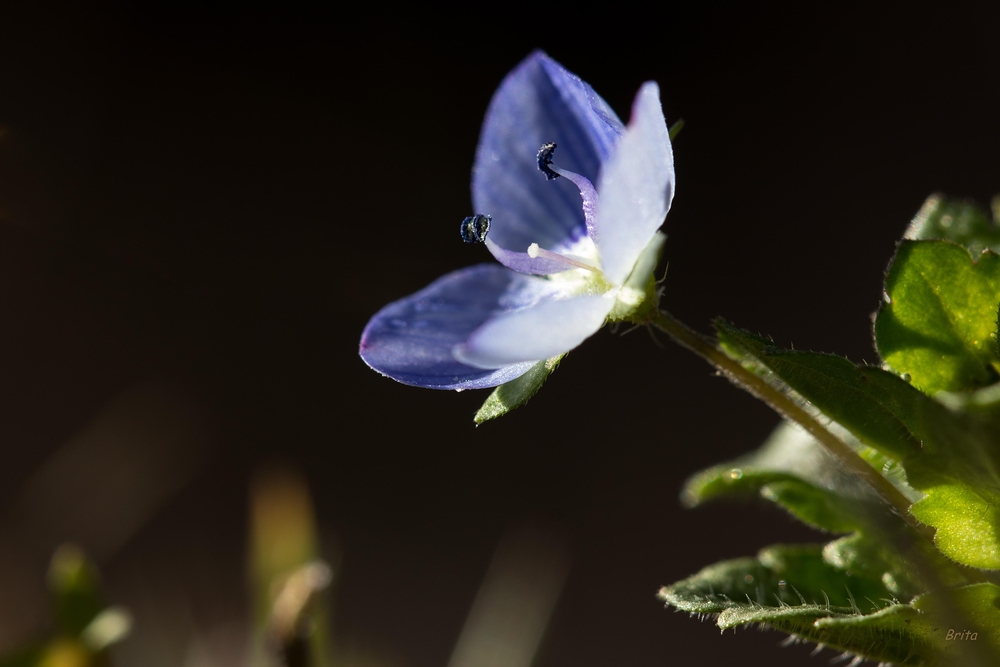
[460,214,491,244]
[537,142,559,180]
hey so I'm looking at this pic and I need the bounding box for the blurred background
[0,2,997,666]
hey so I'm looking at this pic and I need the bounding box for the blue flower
[360,51,675,390]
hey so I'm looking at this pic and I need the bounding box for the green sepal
[904,193,1000,256]
[716,320,936,461]
[474,354,565,424]
[875,240,1000,394]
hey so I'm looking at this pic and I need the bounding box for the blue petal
[472,51,624,261]
[360,264,558,390]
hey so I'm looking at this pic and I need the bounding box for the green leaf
[910,582,1000,663]
[474,354,564,424]
[659,544,925,665]
[896,387,1000,569]
[905,193,1000,256]
[684,423,959,599]
[684,423,876,534]
[910,483,1000,570]
[660,547,1000,665]
[810,604,933,665]
[875,240,1000,394]
[683,421,842,502]
[762,481,863,534]
[823,533,924,600]
[717,320,930,460]
[659,543,889,616]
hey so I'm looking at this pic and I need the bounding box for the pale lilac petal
[473,51,624,257]
[454,294,615,369]
[592,82,675,286]
[360,265,561,390]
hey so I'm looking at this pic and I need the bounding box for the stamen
[526,243,599,272]
[460,214,492,243]
[535,142,600,238]
[536,142,559,180]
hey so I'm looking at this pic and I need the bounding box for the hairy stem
[650,309,934,541]
[652,310,1000,590]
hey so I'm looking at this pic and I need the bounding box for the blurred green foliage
[0,546,130,667]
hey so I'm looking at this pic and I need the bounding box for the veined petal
[592,82,674,286]
[473,51,624,257]
[360,265,559,390]
[454,293,615,369]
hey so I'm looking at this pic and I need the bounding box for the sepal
[475,354,565,424]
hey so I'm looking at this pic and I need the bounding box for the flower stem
[649,309,935,542]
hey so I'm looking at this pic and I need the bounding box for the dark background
[0,3,997,666]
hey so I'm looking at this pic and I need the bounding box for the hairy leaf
[661,547,1000,665]
[659,545,925,665]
